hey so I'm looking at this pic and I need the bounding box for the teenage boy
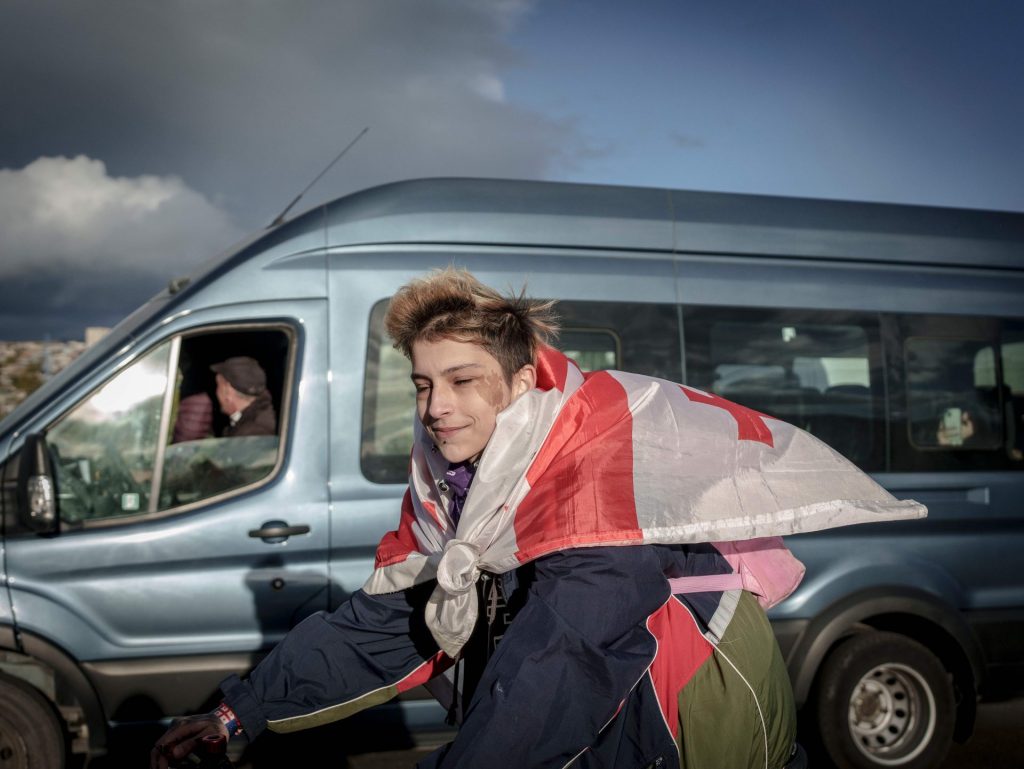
[153,268,923,768]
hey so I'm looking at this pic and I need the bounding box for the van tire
[0,675,65,769]
[815,631,954,769]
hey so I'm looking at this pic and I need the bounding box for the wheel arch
[0,624,108,756]
[787,586,984,743]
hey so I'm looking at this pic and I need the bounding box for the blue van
[1,178,1022,768]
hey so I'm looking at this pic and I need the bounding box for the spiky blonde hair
[384,267,559,380]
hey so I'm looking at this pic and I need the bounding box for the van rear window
[892,317,1024,471]
[905,337,1002,451]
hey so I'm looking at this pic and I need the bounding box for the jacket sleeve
[220,583,445,739]
[422,546,671,769]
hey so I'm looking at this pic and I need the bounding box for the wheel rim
[847,662,937,766]
[0,716,29,769]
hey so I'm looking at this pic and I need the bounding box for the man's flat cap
[211,356,267,396]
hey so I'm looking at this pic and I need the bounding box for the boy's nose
[428,386,454,419]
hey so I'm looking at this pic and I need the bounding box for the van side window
[158,329,289,510]
[683,307,885,471]
[361,311,416,484]
[46,327,291,524]
[557,301,682,382]
[361,299,682,484]
[558,329,618,372]
[1003,325,1024,463]
[888,315,1019,471]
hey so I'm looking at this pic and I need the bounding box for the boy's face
[411,337,535,464]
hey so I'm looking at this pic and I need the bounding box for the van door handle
[249,521,311,542]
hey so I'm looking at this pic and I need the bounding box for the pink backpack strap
[668,573,744,595]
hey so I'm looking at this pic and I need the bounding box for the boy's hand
[150,715,228,769]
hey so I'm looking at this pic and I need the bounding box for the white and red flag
[364,346,926,657]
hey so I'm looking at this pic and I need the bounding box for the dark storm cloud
[0,267,163,341]
[0,0,578,339]
[1,0,573,227]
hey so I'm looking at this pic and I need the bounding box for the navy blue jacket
[221,544,795,768]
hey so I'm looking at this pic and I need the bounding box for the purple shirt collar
[445,460,477,525]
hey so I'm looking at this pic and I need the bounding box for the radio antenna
[270,126,369,227]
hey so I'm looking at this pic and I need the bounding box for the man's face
[214,374,234,414]
[411,338,534,464]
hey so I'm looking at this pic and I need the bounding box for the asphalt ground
[266,700,1024,769]
[108,698,1023,768]
[939,699,1024,769]
[337,700,1024,768]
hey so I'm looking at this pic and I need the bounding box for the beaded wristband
[214,701,243,736]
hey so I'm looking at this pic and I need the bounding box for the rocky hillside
[0,340,87,420]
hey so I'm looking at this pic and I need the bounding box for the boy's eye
[454,378,475,386]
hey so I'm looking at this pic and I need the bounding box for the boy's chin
[435,444,480,464]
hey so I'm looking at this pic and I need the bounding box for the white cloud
[472,73,507,102]
[0,0,576,231]
[0,156,243,277]
[0,0,583,338]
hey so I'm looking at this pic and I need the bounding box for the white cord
[713,643,769,769]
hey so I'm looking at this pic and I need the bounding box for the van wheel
[0,676,65,769]
[815,631,954,769]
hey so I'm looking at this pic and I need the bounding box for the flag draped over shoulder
[363,346,926,657]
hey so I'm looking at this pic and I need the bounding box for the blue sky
[1,0,1021,339]
[505,0,1023,208]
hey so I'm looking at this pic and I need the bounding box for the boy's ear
[511,364,536,398]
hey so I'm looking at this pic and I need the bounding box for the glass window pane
[1002,325,1024,465]
[684,307,884,470]
[158,329,288,510]
[361,340,417,485]
[1003,339,1024,393]
[48,343,171,523]
[905,337,1002,451]
[559,328,619,372]
[361,302,415,485]
[159,435,279,508]
[559,301,681,382]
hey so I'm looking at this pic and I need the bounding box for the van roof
[298,177,1024,270]
[3,177,1021,437]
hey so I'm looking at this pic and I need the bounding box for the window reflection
[906,338,1002,451]
[685,308,883,469]
[45,327,292,524]
[49,343,170,522]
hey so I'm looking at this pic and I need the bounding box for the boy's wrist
[213,701,243,737]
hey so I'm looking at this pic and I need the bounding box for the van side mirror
[16,434,59,535]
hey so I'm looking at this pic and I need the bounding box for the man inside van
[210,356,276,437]
[154,269,813,768]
